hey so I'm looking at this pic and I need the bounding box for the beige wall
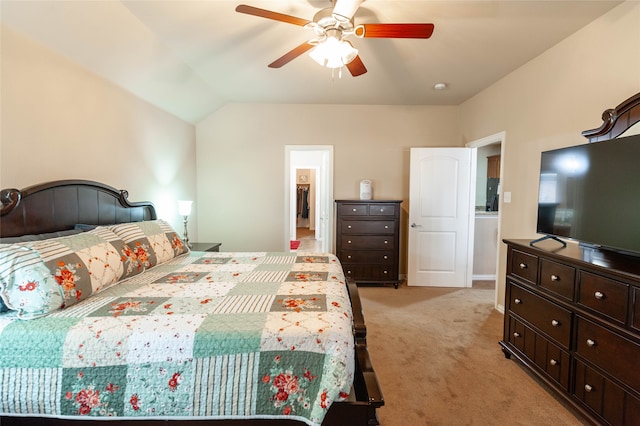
[0,26,197,234]
[196,104,460,252]
[459,0,640,309]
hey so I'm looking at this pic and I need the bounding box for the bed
[0,180,383,426]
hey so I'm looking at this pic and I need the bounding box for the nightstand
[189,242,221,252]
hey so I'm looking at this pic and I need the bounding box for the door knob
[411,223,422,228]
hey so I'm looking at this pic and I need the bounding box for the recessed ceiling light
[433,82,448,90]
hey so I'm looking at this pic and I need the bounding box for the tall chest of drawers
[335,200,402,288]
[501,239,640,425]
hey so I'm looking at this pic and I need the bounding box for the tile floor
[295,227,322,252]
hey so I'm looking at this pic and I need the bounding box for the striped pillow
[109,219,189,268]
[0,227,143,318]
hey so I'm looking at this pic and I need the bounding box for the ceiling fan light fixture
[309,36,358,69]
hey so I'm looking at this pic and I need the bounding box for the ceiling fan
[235,0,434,77]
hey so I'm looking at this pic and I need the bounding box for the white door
[408,147,475,287]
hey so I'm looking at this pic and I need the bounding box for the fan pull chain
[330,67,345,82]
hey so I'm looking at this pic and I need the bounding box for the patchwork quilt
[0,251,355,426]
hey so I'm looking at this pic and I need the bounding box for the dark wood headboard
[582,92,640,142]
[0,180,156,238]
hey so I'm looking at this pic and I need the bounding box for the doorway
[284,146,334,253]
[467,132,505,302]
[406,132,505,289]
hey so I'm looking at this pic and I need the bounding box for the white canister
[360,180,372,200]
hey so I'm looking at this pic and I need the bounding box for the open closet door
[407,147,476,287]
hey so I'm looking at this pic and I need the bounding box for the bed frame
[0,180,384,426]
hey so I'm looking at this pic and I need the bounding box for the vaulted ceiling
[1,0,622,123]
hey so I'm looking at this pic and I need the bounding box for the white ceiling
[1,0,623,123]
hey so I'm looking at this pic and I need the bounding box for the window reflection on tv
[536,133,640,255]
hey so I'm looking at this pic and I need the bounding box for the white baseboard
[472,274,496,281]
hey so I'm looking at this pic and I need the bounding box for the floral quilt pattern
[0,252,354,426]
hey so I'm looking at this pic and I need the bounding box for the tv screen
[536,133,640,255]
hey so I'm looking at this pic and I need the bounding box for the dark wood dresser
[501,239,640,425]
[335,200,402,288]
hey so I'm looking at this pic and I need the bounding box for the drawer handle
[383,255,388,260]
[347,270,352,274]
[347,240,352,244]
[384,240,389,244]
[549,359,557,366]
[551,319,560,327]
[380,208,384,212]
[383,270,388,274]
[584,384,593,393]
[513,332,520,338]
[551,275,560,281]
[347,255,352,259]
[384,225,389,229]
[586,339,596,347]
[347,225,352,229]
[519,263,527,269]
[352,208,357,212]
[594,291,605,300]
[514,298,522,305]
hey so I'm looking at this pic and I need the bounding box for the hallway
[295,227,322,252]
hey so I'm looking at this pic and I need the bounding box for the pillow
[109,219,189,267]
[0,244,64,318]
[0,227,143,316]
[0,229,83,244]
[74,223,98,231]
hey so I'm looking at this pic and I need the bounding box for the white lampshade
[309,37,358,69]
[178,200,193,216]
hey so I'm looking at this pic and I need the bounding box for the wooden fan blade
[355,23,435,39]
[346,55,367,77]
[235,4,309,26]
[268,42,315,68]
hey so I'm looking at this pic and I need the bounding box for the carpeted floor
[357,285,588,426]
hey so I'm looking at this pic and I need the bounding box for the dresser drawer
[338,203,368,216]
[343,264,398,282]
[339,250,395,264]
[510,249,538,284]
[574,359,640,425]
[368,203,398,216]
[509,282,572,348]
[576,316,640,391]
[633,288,640,333]
[508,317,570,390]
[340,235,395,250]
[540,258,575,301]
[340,220,395,235]
[578,272,628,325]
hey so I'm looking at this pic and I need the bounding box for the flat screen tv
[535,133,640,256]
